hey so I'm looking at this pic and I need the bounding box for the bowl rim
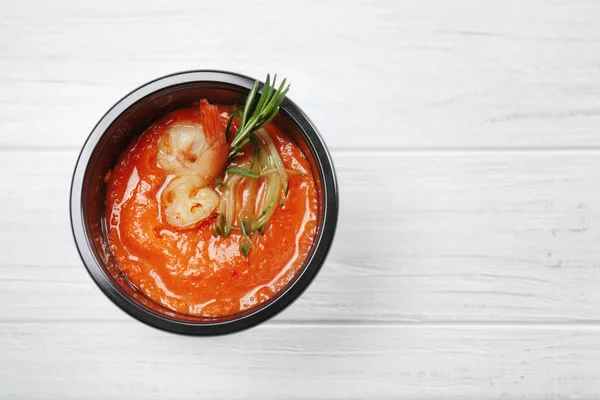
[70,69,338,335]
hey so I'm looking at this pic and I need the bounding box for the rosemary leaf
[242,80,260,127]
[241,220,250,237]
[225,114,235,143]
[241,240,251,256]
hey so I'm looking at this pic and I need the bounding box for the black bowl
[70,70,338,335]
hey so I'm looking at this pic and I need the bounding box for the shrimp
[157,100,229,180]
[161,175,220,229]
[157,100,229,229]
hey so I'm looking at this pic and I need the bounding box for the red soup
[105,101,318,317]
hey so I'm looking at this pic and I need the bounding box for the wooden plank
[3,322,600,399]
[2,0,600,149]
[2,150,600,322]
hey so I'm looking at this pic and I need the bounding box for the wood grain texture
[3,0,600,398]
[2,150,600,323]
[4,322,600,399]
[1,0,600,149]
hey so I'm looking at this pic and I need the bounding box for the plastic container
[70,70,338,335]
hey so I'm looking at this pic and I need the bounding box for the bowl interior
[80,80,326,325]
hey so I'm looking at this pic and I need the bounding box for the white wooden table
[3,0,600,398]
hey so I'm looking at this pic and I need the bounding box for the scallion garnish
[226,167,259,179]
[214,73,291,256]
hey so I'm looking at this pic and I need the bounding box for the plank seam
[4,146,600,154]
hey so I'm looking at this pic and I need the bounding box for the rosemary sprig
[228,74,290,157]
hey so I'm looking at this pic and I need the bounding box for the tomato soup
[105,104,318,317]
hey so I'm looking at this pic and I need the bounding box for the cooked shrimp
[157,100,229,181]
[161,175,220,229]
[157,100,229,229]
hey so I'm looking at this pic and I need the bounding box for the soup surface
[105,104,318,317]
